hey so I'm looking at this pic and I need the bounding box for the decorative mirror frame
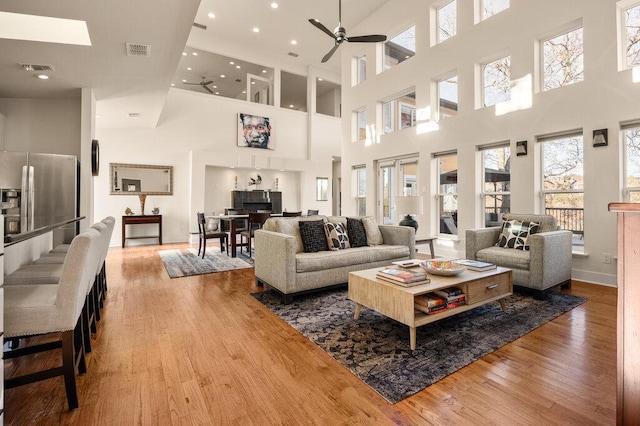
[110,163,173,195]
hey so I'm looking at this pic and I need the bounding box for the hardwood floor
[3,243,617,425]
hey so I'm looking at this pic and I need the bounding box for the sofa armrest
[528,230,573,289]
[465,227,501,259]
[379,225,416,258]
[254,229,298,294]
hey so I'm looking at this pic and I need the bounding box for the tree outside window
[483,56,511,107]
[384,26,415,71]
[543,27,584,91]
[624,126,640,202]
[482,145,511,227]
[481,0,509,20]
[625,4,640,68]
[436,153,458,235]
[437,1,457,44]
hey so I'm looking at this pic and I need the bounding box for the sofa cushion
[324,222,350,250]
[295,245,410,273]
[361,216,383,245]
[347,217,368,247]
[299,220,329,253]
[477,246,530,270]
[264,216,327,253]
[496,219,539,250]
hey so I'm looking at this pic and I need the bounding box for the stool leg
[62,330,80,410]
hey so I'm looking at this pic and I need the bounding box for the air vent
[128,112,142,118]
[20,64,55,71]
[235,79,242,83]
[287,52,299,58]
[193,22,207,30]
[125,43,150,57]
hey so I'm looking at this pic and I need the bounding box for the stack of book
[455,259,496,271]
[414,287,466,314]
[376,267,430,287]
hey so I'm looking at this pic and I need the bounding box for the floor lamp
[395,196,424,231]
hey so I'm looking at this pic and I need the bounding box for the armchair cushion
[496,219,540,250]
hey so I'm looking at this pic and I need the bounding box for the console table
[122,215,162,248]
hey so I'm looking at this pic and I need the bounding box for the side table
[122,215,162,248]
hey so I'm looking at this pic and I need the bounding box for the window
[541,132,584,245]
[482,55,511,107]
[356,110,367,142]
[280,71,307,111]
[437,1,457,44]
[480,0,509,20]
[383,26,415,71]
[378,157,419,225]
[542,27,584,91]
[357,55,367,84]
[382,92,416,134]
[436,152,458,235]
[624,3,640,69]
[623,123,640,202]
[481,145,511,227]
[438,75,458,119]
[353,166,367,216]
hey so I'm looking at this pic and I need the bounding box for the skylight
[0,11,91,46]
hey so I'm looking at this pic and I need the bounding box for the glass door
[378,157,419,225]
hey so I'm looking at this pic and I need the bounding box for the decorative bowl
[419,260,466,276]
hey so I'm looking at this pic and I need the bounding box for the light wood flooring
[3,243,617,425]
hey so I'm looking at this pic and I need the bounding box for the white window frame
[482,55,511,107]
[352,165,367,216]
[480,143,511,227]
[479,0,510,21]
[437,0,457,44]
[357,54,367,84]
[382,26,416,72]
[354,109,367,142]
[437,73,458,120]
[618,0,640,70]
[435,151,459,237]
[622,120,640,201]
[381,91,417,134]
[541,25,584,92]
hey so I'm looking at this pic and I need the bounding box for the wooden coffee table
[348,266,513,350]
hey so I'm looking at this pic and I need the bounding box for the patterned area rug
[158,248,252,278]
[253,288,587,403]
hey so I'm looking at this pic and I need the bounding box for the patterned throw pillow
[496,219,540,250]
[346,217,368,248]
[299,220,329,253]
[324,222,351,250]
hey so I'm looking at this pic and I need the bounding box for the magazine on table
[455,259,497,271]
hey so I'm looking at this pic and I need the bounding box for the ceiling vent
[287,52,299,58]
[193,22,207,30]
[235,78,242,83]
[128,112,142,118]
[20,64,55,71]
[126,43,150,57]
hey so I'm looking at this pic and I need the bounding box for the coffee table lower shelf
[349,266,513,350]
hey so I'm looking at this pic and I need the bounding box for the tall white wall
[340,0,639,286]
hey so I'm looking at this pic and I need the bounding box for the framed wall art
[238,113,274,150]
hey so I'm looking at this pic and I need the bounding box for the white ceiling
[0,0,390,128]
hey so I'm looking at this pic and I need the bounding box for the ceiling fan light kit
[309,0,387,63]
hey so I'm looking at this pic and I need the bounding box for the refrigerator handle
[28,165,35,231]
[20,165,29,233]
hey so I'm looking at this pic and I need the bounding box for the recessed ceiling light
[182,79,187,82]
[207,12,215,19]
[192,52,198,56]
[289,105,294,108]
[291,40,297,45]
[229,61,234,65]
[215,92,220,95]
[36,74,49,80]
[405,55,410,59]
[242,90,246,94]
[318,77,323,81]
[213,85,217,88]
[171,83,175,86]
[182,52,187,56]
[236,65,241,69]
[220,74,225,78]
[262,69,267,73]
[186,67,192,71]
[251,81,256,85]
[271,2,279,8]
[252,27,260,33]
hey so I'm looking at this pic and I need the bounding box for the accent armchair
[465,213,572,299]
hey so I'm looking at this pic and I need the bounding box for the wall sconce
[516,140,528,156]
[593,128,608,147]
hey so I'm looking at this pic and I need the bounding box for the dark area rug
[158,248,252,278]
[252,288,587,403]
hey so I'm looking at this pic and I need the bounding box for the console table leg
[499,298,507,312]
[353,304,362,320]
[410,327,417,351]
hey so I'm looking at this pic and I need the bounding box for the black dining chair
[223,208,248,247]
[282,211,302,217]
[239,212,271,256]
[307,209,319,216]
[197,213,228,258]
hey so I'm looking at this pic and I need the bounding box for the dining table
[210,213,282,258]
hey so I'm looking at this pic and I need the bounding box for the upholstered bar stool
[3,229,102,410]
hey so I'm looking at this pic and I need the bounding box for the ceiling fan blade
[183,82,201,85]
[321,43,341,63]
[203,85,214,94]
[347,34,387,43]
[202,80,213,86]
[309,18,336,39]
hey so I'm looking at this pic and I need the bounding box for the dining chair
[197,212,228,258]
[223,208,249,246]
[307,209,319,215]
[239,212,271,256]
[282,211,302,217]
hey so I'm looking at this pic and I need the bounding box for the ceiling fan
[183,76,214,94]
[309,0,387,63]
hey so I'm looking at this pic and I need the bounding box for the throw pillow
[299,220,329,253]
[324,222,350,250]
[496,219,540,250]
[346,217,368,247]
[361,216,383,245]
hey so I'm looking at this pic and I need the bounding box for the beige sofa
[466,213,572,299]
[254,216,415,303]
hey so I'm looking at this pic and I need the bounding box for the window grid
[354,167,367,216]
[481,145,511,227]
[437,1,457,44]
[482,55,511,107]
[436,153,458,235]
[357,55,367,84]
[542,27,584,91]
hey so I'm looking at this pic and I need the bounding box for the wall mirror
[316,177,329,201]
[110,163,173,195]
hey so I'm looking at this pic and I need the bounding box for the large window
[382,92,416,134]
[383,26,415,71]
[357,55,367,85]
[437,1,457,44]
[438,75,458,119]
[480,0,509,20]
[353,166,367,216]
[356,109,367,142]
[482,55,511,107]
[436,153,458,235]
[481,145,511,227]
[623,123,640,202]
[623,3,640,69]
[542,27,584,91]
[541,132,584,245]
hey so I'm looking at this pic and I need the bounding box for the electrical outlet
[603,253,612,264]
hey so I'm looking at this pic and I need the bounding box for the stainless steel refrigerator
[0,151,79,245]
